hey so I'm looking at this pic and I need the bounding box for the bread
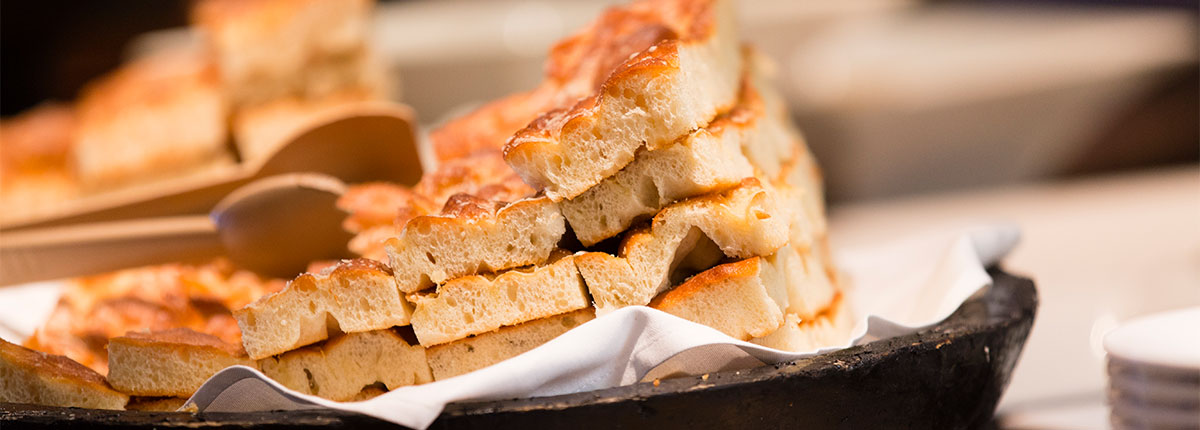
[258,328,432,402]
[106,328,255,397]
[350,385,389,401]
[338,183,434,235]
[337,182,435,261]
[192,0,383,107]
[0,103,79,222]
[560,53,788,246]
[429,88,556,163]
[385,195,565,293]
[235,259,414,359]
[409,251,588,346]
[779,143,827,240]
[25,260,281,375]
[504,0,741,201]
[737,50,801,183]
[650,255,788,340]
[232,88,380,162]
[751,294,853,352]
[340,150,534,263]
[125,396,190,412]
[575,179,790,313]
[777,244,838,319]
[0,338,128,410]
[72,47,231,190]
[414,149,535,206]
[426,308,595,381]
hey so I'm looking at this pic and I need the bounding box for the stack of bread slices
[245,0,853,399]
[0,0,853,409]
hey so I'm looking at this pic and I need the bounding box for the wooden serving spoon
[1,102,422,230]
[0,173,354,285]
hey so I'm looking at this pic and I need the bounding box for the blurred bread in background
[24,260,283,375]
[0,103,80,219]
[73,47,232,190]
[193,0,392,165]
[191,0,386,109]
[231,88,378,163]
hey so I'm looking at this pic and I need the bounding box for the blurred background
[2,0,1198,428]
[3,0,1196,201]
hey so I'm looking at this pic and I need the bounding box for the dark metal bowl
[2,267,1037,429]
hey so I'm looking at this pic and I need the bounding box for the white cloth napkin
[181,224,1020,429]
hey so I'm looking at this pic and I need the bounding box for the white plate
[1104,307,1200,371]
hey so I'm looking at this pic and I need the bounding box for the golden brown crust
[337,182,433,234]
[113,328,247,357]
[438,193,505,220]
[435,1,687,164]
[504,0,717,155]
[316,257,392,277]
[340,152,532,261]
[414,149,534,205]
[429,89,555,162]
[397,197,553,246]
[649,257,758,309]
[0,339,111,389]
[25,260,283,374]
[278,258,393,295]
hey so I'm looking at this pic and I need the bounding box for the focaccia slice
[650,244,840,341]
[258,328,431,402]
[505,0,741,201]
[650,256,787,340]
[235,259,413,359]
[409,251,588,346]
[106,328,255,397]
[575,179,789,314]
[426,308,595,381]
[0,339,128,410]
[385,194,565,293]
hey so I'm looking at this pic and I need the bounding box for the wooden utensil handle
[0,216,222,286]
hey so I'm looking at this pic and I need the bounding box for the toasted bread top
[337,182,434,234]
[504,0,722,153]
[429,89,555,163]
[304,257,392,281]
[415,149,534,205]
[112,327,247,357]
[431,0,705,165]
[239,257,394,315]
[1,338,112,389]
[545,0,714,91]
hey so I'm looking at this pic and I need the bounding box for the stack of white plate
[1104,307,1200,430]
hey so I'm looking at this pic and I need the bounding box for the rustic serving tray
[2,267,1036,429]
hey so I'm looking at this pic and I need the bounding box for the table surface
[829,165,1200,429]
